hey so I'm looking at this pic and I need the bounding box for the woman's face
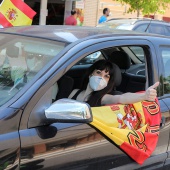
[92,69,110,83]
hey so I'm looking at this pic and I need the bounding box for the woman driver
[69,60,159,107]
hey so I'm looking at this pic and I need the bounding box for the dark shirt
[71,90,102,106]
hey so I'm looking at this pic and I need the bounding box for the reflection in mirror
[45,99,92,123]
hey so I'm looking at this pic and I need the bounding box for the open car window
[61,45,147,102]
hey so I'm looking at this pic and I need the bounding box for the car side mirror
[45,99,93,123]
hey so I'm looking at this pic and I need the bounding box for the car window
[76,51,104,65]
[0,34,66,106]
[148,24,166,35]
[134,24,149,33]
[97,20,135,30]
[116,24,134,30]
[164,26,170,36]
[129,46,145,62]
[160,46,170,95]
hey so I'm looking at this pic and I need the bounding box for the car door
[18,38,169,170]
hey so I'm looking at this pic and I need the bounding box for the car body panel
[0,107,22,170]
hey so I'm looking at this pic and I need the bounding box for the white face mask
[89,76,108,91]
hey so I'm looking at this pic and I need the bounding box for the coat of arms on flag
[90,98,161,164]
[0,0,36,27]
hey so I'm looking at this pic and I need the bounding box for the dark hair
[103,8,108,14]
[71,10,77,15]
[81,59,117,107]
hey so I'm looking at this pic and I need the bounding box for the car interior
[54,45,147,102]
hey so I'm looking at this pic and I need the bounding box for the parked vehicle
[97,18,170,36]
[0,25,170,170]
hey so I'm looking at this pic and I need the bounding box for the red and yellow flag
[90,98,161,164]
[0,0,36,27]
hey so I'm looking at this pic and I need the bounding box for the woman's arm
[102,82,159,105]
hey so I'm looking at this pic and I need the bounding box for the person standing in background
[98,8,110,24]
[65,10,77,26]
[76,9,84,26]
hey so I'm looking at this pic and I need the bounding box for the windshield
[116,24,134,30]
[129,46,145,62]
[0,34,66,106]
[97,19,137,30]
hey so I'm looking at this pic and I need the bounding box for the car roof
[0,25,158,43]
[106,18,170,26]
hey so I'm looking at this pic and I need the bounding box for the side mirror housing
[45,99,92,123]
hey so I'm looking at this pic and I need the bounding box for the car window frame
[18,38,158,129]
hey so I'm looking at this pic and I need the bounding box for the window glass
[160,46,170,94]
[164,26,170,36]
[76,51,104,65]
[135,24,149,32]
[129,46,145,62]
[0,34,66,106]
[148,24,166,35]
[116,24,134,30]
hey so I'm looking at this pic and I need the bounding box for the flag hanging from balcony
[90,98,161,164]
[0,0,36,28]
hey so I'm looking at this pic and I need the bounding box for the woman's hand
[145,82,159,101]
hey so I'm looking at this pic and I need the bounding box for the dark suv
[97,18,170,36]
[1,25,170,170]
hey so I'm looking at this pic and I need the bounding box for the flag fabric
[90,98,161,164]
[0,0,36,27]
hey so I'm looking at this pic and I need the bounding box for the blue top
[98,16,107,24]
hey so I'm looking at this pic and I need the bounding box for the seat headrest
[110,51,131,70]
[112,63,122,87]
[6,45,19,58]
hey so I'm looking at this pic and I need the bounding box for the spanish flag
[0,0,36,27]
[90,98,161,164]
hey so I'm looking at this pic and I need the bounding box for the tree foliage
[116,0,170,15]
